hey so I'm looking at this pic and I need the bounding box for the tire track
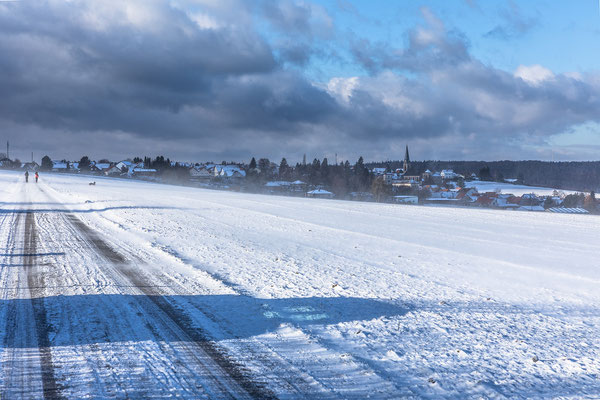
[24,211,64,400]
[63,213,276,400]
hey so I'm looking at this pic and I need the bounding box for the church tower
[403,145,410,173]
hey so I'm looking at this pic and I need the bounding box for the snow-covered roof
[53,161,78,169]
[94,163,111,170]
[131,168,157,173]
[546,207,589,214]
[307,189,333,195]
[265,181,291,187]
[291,180,306,185]
[517,205,545,212]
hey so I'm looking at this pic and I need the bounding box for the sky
[0,0,599,163]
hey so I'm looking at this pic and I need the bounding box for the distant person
[35,171,39,183]
[24,171,29,183]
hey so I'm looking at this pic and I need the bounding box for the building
[306,189,334,199]
[393,195,418,204]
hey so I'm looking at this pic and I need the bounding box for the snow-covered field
[465,181,578,196]
[1,170,599,398]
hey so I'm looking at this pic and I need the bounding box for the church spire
[403,145,410,172]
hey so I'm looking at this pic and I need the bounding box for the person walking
[35,171,39,183]
[25,171,29,183]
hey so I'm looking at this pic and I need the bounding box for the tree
[41,155,53,171]
[321,158,330,184]
[563,193,585,208]
[258,158,272,178]
[249,157,257,170]
[543,196,555,209]
[371,176,390,202]
[584,191,597,213]
[355,156,364,170]
[279,158,289,179]
[78,156,91,171]
[479,165,492,181]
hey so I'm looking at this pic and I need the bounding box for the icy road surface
[0,170,599,399]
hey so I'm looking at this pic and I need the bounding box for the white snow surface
[1,170,599,398]
[465,181,578,196]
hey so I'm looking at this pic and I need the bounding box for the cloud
[485,1,538,40]
[514,65,555,86]
[0,1,598,162]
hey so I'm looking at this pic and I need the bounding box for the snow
[465,181,578,196]
[1,170,599,398]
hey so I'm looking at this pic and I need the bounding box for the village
[0,148,597,215]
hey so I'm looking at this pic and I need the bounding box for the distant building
[306,189,334,199]
[393,195,418,204]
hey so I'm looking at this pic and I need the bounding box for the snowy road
[1,182,279,398]
[1,171,600,398]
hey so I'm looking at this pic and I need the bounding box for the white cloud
[514,64,554,86]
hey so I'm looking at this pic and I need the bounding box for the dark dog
[89,182,96,186]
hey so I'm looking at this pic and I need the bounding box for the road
[0,181,283,399]
[0,177,403,399]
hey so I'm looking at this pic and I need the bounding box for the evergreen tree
[41,155,53,171]
[321,158,330,184]
[249,157,257,170]
[479,165,492,181]
[78,156,91,170]
[279,158,289,179]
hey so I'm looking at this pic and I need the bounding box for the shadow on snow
[0,294,408,347]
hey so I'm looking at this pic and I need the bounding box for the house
[129,167,157,177]
[473,192,498,207]
[205,164,246,180]
[115,161,134,172]
[0,157,12,168]
[22,162,39,171]
[52,161,78,172]
[104,165,122,176]
[440,169,463,180]
[492,194,520,209]
[290,180,307,192]
[456,187,477,200]
[372,167,387,175]
[265,181,292,193]
[189,165,213,180]
[520,193,542,207]
[306,189,334,199]
[518,205,545,212]
[93,162,111,173]
[393,195,418,204]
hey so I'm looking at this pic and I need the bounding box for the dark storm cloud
[0,1,598,162]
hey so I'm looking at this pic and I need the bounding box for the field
[1,170,599,398]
